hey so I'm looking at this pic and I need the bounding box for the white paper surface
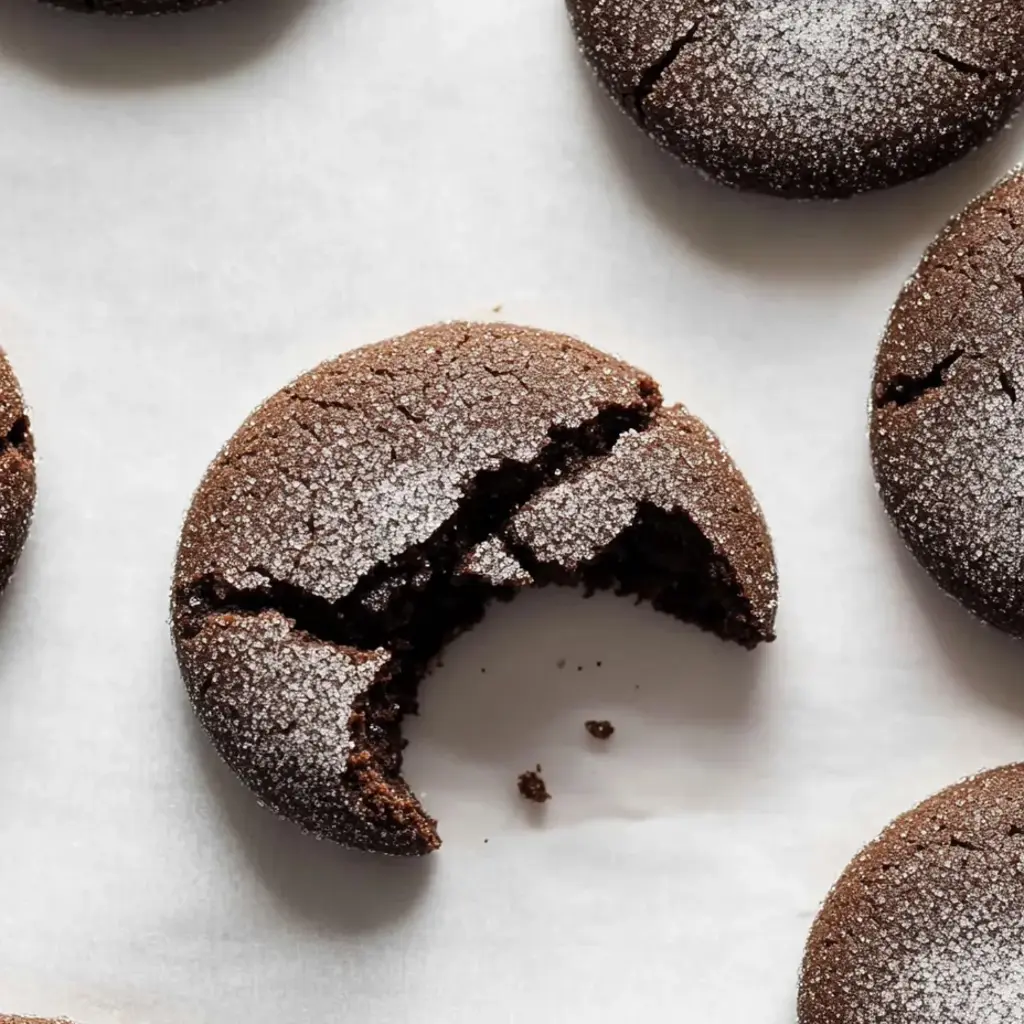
[0,1,1022,1021]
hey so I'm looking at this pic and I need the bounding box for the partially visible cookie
[0,1016,73,1023]
[567,0,1024,198]
[0,350,35,594]
[800,765,1024,1024]
[45,0,222,13]
[172,321,778,855]
[871,169,1024,636]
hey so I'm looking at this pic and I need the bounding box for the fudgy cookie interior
[177,401,763,854]
[514,502,762,646]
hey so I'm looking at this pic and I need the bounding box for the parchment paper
[0,1,1022,1021]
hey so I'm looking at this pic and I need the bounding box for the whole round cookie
[800,765,1024,1024]
[871,169,1024,636]
[0,350,35,594]
[172,321,778,855]
[567,0,1024,198]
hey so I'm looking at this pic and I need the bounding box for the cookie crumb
[585,720,615,740]
[518,768,550,803]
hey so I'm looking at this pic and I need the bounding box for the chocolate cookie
[46,0,220,13]
[172,321,777,855]
[800,765,1024,1024]
[567,0,1024,198]
[871,170,1024,636]
[0,1015,73,1024]
[0,351,35,594]
[1,1017,72,1023]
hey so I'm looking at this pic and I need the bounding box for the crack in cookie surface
[630,19,703,126]
[873,349,966,408]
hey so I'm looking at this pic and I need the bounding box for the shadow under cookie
[0,0,312,88]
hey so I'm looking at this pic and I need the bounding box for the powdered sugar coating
[800,765,1024,1024]
[176,611,407,852]
[871,168,1024,636]
[890,948,1024,1023]
[568,0,1024,197]
[458,536,534,588]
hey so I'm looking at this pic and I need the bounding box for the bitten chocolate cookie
[172,322,777,855]
[871,170,1024,636]
[567,0,1024,198]
[0,351,35,594]
[800,765,1024,1024]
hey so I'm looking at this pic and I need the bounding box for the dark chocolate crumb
[585,720,615,740]
[518,769,551,803]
